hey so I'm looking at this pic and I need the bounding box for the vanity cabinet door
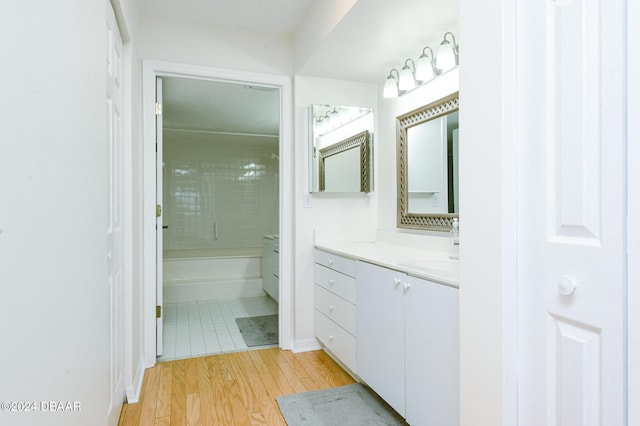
[356,261,406,417]
[405,275,459,426]
[262,237,274,299]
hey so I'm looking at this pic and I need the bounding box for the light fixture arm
[403,58,417,72]
[420,46,435,60]
[387,68,400,80]
[443,32,459,54]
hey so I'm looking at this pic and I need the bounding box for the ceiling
[295,0,458,84]
[161,78,280,136]
[139,0,458,137]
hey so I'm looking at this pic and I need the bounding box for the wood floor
[118,348,356,426]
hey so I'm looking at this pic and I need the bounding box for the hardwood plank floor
[118,348,355,426]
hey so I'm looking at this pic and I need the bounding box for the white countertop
[315,241,459,288]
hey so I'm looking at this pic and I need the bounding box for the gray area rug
[235,314,278,347]
[276,383,408,425]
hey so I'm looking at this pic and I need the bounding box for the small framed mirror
[309,105,374,193]
[397,92,459,231]
[319,130,370,192]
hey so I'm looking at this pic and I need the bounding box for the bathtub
[162,247,264,303]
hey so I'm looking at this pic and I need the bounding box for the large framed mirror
[397,92,459,231]
[309,104,374,193]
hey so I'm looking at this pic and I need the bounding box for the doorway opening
[157,76,280,361]
[142,60,293,366]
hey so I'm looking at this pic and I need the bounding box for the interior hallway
[118,348,355,425]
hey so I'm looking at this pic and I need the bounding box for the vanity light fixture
[415,46,437,82]
[435,32,459,72]
[329,108,340,126]
[398,59,417,91]
[314,112,331,135]
[313,106,369,136]
[383,69,400,98]
[382,32,458,98]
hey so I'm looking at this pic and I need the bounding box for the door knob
[557,275,577,296]
[162,225,169,229]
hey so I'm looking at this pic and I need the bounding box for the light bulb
[398,65,416,91]
[383,73,399,98]
[436,33,458,72]
[415,49,435,82]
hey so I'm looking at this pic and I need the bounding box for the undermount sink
[399,258,459,275]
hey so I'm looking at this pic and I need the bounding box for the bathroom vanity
[262,235,279,302]
[314,242,459,426]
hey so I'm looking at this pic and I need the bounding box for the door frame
[628,0,639,422]
[141,60,293,366]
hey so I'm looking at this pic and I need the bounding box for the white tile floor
[158,296,278,362]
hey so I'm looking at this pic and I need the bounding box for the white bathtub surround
[163,135,279,251]
[159,296,278,361]
[163,248,264,303]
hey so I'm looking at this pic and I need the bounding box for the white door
[517,0,626,424]
[156,77,164,356]
[106,1,125,423]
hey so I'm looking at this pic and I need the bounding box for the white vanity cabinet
[356,261,459,425]
[313,249,357,372]
[262,236,279,302]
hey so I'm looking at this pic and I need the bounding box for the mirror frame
[319,130,371,192]
[397,92,459,231]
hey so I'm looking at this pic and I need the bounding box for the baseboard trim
[125,356,145,404]
[291,338,322,353]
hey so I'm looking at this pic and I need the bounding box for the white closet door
[106,1,124,423]
[516,0,626,424]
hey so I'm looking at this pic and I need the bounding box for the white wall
[458,0,518,424]
[138,14,293,75]
[135,13,297,365]
[0,1,117,424]
[629,1,640,422]
[292,76,378,348]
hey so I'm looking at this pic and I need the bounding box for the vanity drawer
[314,264,356,304]
[315,310,356,372]
[314,285,356,335]
[314,249,356,277]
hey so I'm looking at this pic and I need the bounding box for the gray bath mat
[276,383,408,425]
[235,314,278,347]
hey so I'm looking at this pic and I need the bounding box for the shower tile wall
[163,133,279,250]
